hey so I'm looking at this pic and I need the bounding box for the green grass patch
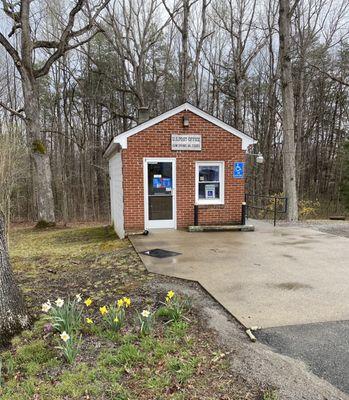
[0,224,259,399]
[263,389,279,400]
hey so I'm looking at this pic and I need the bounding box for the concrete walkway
[130,220,349,328]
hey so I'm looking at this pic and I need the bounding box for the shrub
[298,199,320,219]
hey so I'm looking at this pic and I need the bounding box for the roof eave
[104,140,122,159]
[104,102,257,156]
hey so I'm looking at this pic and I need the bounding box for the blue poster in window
[153,178,162,188]
[233,162,245,178]
[162,178,172,189]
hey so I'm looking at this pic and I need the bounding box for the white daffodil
[55,298,64,308]
[60,331,70,342]
[141,310,150,318]
[75,294,82,303]
[41,302,51,313]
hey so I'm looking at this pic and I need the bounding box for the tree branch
[289,0,302,18]
[33,40,60,49]
[0,101,26,119]
[0,32,22,69]
[161,0,183,33]
[34,0,110,78]
[307,61,349,87]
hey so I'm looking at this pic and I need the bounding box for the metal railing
[245,193,288,226]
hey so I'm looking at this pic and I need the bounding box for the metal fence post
[194,205,199,226]
[273,196,277,227]
[241,202,247,226]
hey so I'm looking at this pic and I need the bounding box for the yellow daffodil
[117,298,124,308]
[99,306,108,316]
[60,331,70,342]
[166,290,175,302]
[86,318,93,324]
[167,290,175,299]
[123,297,131,307]
[84,298,92,307]
[113,316,119,323]
[141,310,150,318]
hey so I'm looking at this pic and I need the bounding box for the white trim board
[195,161,225,205]
[105,103,256,157]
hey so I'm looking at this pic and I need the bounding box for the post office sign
[171,134,202,151]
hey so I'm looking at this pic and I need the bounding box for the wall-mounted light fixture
[256,153,264,164]
[247,151,264,164]
[183,115,190,127]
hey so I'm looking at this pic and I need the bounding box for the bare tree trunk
[279,0,298,221]
[22,75,56,224]
[180,0,190,102]
[234,69,243,131]
[0,212,30,345]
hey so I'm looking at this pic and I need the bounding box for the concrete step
[188,224,255,232]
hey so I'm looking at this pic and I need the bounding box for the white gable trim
[105,103,256,157]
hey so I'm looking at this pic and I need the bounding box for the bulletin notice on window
[171,134,202,151]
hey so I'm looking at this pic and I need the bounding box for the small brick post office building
[104,103,256,239]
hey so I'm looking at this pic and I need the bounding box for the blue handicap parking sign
[233,162,245,178]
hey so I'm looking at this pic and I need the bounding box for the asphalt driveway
[131,220,349,328]
[255,319,349,394]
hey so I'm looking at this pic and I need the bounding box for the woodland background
[0,0,349,223]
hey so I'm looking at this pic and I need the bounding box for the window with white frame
[195,161,224,205]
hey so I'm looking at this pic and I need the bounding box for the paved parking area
[131,220,349,328]
[131,220,349,394]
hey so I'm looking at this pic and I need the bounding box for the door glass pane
[148,162,173,220]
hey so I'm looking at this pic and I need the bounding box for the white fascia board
[114,103,188,150]
[107,103,256,156]
[185,104,257,150]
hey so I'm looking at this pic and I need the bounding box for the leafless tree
[278,0,299,220]
[163,0,212,103]
[0,0,109,225]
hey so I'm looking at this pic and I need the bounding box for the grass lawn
[0,224,263,399]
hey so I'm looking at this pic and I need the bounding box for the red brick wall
[121,111,246,231]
